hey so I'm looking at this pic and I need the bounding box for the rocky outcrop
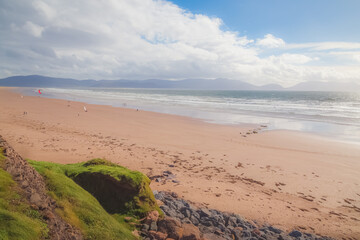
[0,135,83,240]
[146,191,334,240]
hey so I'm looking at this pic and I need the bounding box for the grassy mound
[0,151,48,240]
[29,158,161,240]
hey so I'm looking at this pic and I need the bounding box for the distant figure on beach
[83,106,87,112]
[23,111,27,115]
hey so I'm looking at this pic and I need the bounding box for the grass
[29,158,162,240]
[64,158,161,217]
[0,149,48,240]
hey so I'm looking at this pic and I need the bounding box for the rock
[149,230,168,240]
[242,230,251,238]
[170,192,178,198]
[142,224,150,232]
[180,207,191,218]
[29,192,42,205]
[182,218,192,224]
[21,180,29,188]
[202,233,225,240]
[163,171,172,176]
[267,226,282,234]
[147,210,160,222]
[289,230,302,238]
[226,216,237,227]
[199,208,212,218]
[231,227,243,240]
[161,205,179,218]
[43,210,55,220]
[252,228,261,236]
[189,215,199,226]
[181,223,201,240]
[150,221,158,231]
[158,217,183,239]
[173,200,185,210]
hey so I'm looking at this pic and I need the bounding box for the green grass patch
[0,149,48,240]
[29,158,162,239]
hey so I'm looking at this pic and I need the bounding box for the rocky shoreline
[140,191,333,240]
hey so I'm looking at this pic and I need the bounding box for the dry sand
[0,87,359,239]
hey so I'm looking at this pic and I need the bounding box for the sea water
[22,88,360,144]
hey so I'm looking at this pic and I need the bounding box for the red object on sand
[38,89,42,94]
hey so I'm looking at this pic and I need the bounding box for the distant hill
[0,75,359,91]
[0,75,276,90]
[287,81,360,92]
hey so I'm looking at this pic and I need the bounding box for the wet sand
[0,87,359,239]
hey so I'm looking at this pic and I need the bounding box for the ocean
[21,88,360,144]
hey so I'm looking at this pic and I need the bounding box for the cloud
[23,21,44,37]
[256,34,285,48]
[0,0,359,86]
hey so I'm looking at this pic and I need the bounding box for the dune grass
[0,150,48,240]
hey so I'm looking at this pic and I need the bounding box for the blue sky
[170,0,360,42]
[0,0,359,86]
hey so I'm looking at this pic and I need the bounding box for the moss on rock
[29,158,162,239]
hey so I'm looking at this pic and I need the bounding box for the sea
[20,88,360,144]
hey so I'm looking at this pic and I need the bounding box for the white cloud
[286,42,360,51]
[268,54,314,65]
[0,0,359,86]
[22,21,44,37]
[256,34,285,48]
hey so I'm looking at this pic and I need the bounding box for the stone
[158,217,183,239]
[252,228,261,236]
[226,216,237,227]
[289,230,302,238]
[43,210,55,220]
[149,230,168,240]
[21,180,29,188]
[231,227,242,240]
[199,208,212,218]
[190,215,199,226]
[268,226,282,234]
[181,223,201,240]
[29,192,42,205]
[142,224,150,232]
[147,210,160,222]
[180,207,191,218]
[202,233,225,240]
[170,192,179,198]
[150,221,158,231]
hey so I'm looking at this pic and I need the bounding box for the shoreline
[1,87,360,238]
[15,87,360,146]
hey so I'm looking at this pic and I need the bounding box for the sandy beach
[0,87,359,239]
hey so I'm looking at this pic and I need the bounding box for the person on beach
[83,106,87,112]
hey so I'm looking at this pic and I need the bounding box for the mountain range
[0,75,359,92]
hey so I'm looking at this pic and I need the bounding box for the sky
[0,0,359,87]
